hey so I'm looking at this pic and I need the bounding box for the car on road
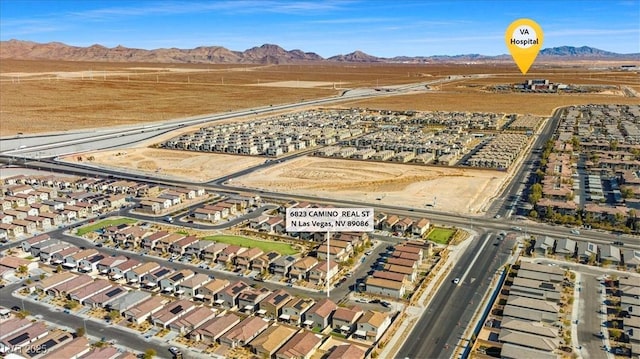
[453,278,460,284]
[169,347,181,356]
[570,229,580,235]
[494,214,501,219]
[11,306,21,311]
[511,226,522,231]
[613,241,624,246]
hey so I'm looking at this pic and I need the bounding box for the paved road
[396,232,515,359]
[577,273,608,359]
[0,281,175,358]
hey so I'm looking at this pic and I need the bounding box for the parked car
[570,229,580,235]
[453,278,460,284]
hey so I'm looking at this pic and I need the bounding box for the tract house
[151,299,196,328]
[168,306,217,335]
[196,278,230,304]
[124,296,168,325]
[304,298,337,330]
[219,316,269,348]
[125,262,160,284]
[160,269,194,293]
[259,289,293,319]
[281,297,315,326]
[190,312,241,344]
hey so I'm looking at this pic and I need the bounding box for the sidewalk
[378,230,477,358]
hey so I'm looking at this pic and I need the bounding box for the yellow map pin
[505,18,544,74]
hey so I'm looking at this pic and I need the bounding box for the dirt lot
[232,156,508,215]
[66,147,265,182]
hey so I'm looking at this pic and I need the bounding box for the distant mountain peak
[0,40,635,64]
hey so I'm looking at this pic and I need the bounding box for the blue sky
[1,0,638,57]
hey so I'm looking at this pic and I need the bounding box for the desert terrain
[3,59,637,136]
[4,59,637,215]
[232,156,507,214]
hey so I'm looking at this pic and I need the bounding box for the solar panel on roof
[8,332,30,345]
[170,305,183,314]
[106,287,124,297]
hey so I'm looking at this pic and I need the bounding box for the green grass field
[76,218,137,236]
[426,227,456,244]
[202,235,298,255]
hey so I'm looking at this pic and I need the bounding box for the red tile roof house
[63,249,99,270]
[38,242,70,263]
[202,242,228,261]
[331,305,363,334]
[195,278,230,304]
[235,247,264,271]
[0,321,49,352]
[324,343,365,359]
[249,324,297,359]
[20,233,50,253]
[47,274,93,298]
[114,226,151,248]
[150,299,196,329]
[392,217,414,234]
[42,337,91,359]
[275,329,322,359]
[177,273,211,298]
[219,316,269,348]
[216,245,247,266]
[123,296,168,325]
[34,272,76,294]
[252,251,281,274]
[411,218,431,236]
[168,306,217,335]
[383,264,417,282]
[155,233,185,253]
[308,260,339,285]
[69,279,113,305]
[141,231,170,251]
[160,269,195,293]
[141,267,175,290]
[304,298,337,330]
[78,253,106,273]
[170,235,199,255]
[353,310,391,342]
[97,255,128,275]
[189,312,241,344]
[124,262,160,285]
[237,287,271,314]
[259,289,293,319]
[84,285,128,308]
[108,258,140,280]
[281,297,315,326]
[217,280,250,309]
[395,244,425,262]
[385,257,417,269]
[289,257,318,281]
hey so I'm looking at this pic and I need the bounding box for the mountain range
[0,39,637,64]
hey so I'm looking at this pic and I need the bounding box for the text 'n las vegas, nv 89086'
[286,207,374,232]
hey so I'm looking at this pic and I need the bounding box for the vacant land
[3,59,635,136]
[203,235,297,255]
[68,147,265,182]
[76,218,137,236]
[233,156,507,215]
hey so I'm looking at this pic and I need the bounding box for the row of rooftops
[496,261,569,358]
